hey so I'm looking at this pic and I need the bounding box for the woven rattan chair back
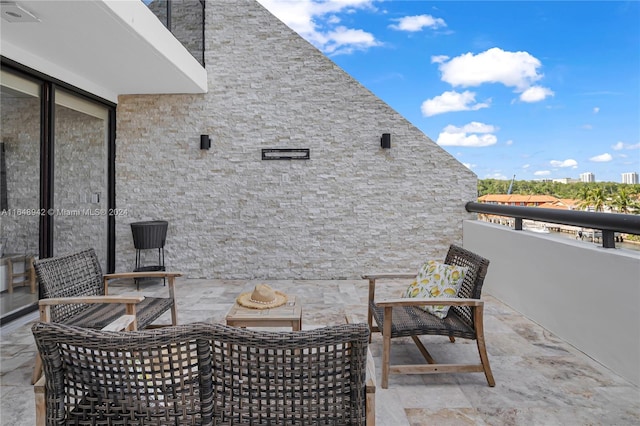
[32,322,213,425]
[206,322,370,425]
[32,321,371,426]
[35,248,104,323]
[444,244,490,328]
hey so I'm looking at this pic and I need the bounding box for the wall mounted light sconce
[381,133,391,149]
[200,134,211,150]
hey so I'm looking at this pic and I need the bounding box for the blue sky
[257,0,640,183]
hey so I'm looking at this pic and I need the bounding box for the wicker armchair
[32,321,374,426]
[33,322,211,426]
[31,248,182,384]
[363,244,495,388]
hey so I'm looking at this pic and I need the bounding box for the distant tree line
[477,179,640,214]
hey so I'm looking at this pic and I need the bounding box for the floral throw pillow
[402,260,468,319]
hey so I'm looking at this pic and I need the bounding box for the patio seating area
[2,278,639,425]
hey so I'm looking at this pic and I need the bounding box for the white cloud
[389,14,446,32]
[324,26,380,54]
[550,159,578,168]
[522,164,530,169]
[505,139,513,146]
[484,172,509,180]
[257,0,379,55]
[431,55,449,64]
[520,86,554,102]
[612,141,640,150]
[421,90,490,116]
[436,121,498,147]
[589,153,613,162]
[593,107,600,114]
[437,47,544,91]
[450,121,497,134]
[534,170,551,176]
[462,162,476,170]
[437,132,497,147]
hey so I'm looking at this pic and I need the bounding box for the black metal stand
[130,221,168,290]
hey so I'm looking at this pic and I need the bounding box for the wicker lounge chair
[31,248,182,384]
[363,244,495,388]
[32,321,375,425]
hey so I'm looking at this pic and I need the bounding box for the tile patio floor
[1,278,638,425]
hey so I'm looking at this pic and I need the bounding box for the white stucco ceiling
[0,0,207,103]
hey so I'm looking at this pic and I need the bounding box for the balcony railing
[463,218,640,386]
[143,0,205,67]
[466,201,640,248]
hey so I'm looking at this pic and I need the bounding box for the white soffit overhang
[0,0,208,103]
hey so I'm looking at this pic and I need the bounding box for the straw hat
[236,284,288,310]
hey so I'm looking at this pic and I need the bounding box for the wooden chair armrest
[104,271,183,280]
[39,295,145,306]
[362,273,416,280]
[103,272,181,298]
[102,314,137,331]
[363,273,416,309]
[375,297,484,308]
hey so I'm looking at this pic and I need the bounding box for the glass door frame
[1,57,117,323]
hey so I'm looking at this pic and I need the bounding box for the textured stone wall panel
[115,0,476,279]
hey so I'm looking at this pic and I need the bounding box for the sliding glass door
[0,65,115,323]
[0,70,41,318]
[53,89,109,271]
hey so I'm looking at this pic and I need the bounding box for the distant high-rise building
[552,178,577,184]
[580,172,595,183]
[621,172,639,184]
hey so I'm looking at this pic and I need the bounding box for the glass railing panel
[143,0,205,67]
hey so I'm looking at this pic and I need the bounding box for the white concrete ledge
[463,219,640,386]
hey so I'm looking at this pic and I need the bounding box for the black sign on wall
[261,148,310,160]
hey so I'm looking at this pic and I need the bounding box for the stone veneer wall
[114,0,476,279]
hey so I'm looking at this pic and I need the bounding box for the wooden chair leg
[366,385,375,426]
[168,276,177,326]
[32,353,42,385]
[476,335,495,387]
[34,375,45,426]
[381,306,393,389]
[366,308,373,343]
[411,335,436,364]
[365,348,376,426]
[474,305,495,387]
[367,279,375,343]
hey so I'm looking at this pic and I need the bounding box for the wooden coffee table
[225,296,302,331]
